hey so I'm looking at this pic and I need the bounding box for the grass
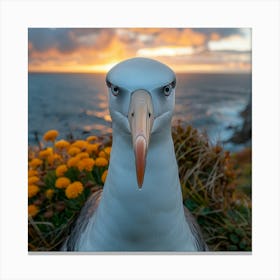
[28,124,251,251]
[172,122,251,251]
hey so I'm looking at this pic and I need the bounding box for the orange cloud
[28,28,251,73]
[137,46,195,57]
[210,32,221,41]
[155,28,206,47]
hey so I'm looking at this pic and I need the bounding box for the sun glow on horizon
[88,61,120,73]
[28,59,251,74]
[28,61,120,74]
[28,28,251,74]
[137,46,195,57]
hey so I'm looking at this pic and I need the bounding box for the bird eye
[111,85,120,96]
[163,84,172,96]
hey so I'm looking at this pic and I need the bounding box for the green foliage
[28,134,111,251]
[172,122,251,251]
[28,124,252,251]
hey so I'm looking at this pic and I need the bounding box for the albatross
[63,57,208,251]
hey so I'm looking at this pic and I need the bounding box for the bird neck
[109,126,179,195]
[89,127,194,250]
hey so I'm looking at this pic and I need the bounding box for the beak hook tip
[137,179,143,189]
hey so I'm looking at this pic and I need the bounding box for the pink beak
[128,90,154,188]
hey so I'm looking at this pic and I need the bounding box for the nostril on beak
[131,112,134,117]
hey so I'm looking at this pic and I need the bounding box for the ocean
[28,73,251,151]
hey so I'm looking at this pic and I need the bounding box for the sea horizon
[28,72,251,151]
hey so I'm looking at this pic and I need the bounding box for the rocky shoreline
[226,97,252,146]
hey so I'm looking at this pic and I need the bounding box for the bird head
[106,57,176,188]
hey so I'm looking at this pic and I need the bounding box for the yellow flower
[29,158,43,168]
[86,135,98,142]
[104,147,111,155]
[43,130,59,142]
[28,176,40,185]
[28,169,38,177]
[72,140,88,150]
[45,189,54,199]
[98,150,107,159]
[46,153,61,166]
[101,170,108,184]
[55,177,71,189]
[68,147,81,156]
[39,147,53,158]
[99,147,111,159]
[65,181,84,199]
[56,164,68,177]
[77,158,95,172]
[54,153,62,161]
[95,157,108,167]
[55,139,70,150]
[28,184,40,198]
[28,204,39,217]
[86,143,100,154]
[67,156,80,168]
[76,152,89,160]
[46,154,54,165]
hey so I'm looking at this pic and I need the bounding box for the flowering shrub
[28,125,251,251]
[28,130,111,250]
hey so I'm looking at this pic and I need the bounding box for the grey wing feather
[184,205,209,251]
[62,189,102,251]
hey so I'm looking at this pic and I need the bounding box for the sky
[28,28,251,73]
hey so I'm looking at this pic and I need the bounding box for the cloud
[152,28,206,47]
[28,28,114,53]
[28,28,251,73]
[29,28,246,55]
[195,28,243,38]
[29,29,76,53]
[208,34,251,51]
